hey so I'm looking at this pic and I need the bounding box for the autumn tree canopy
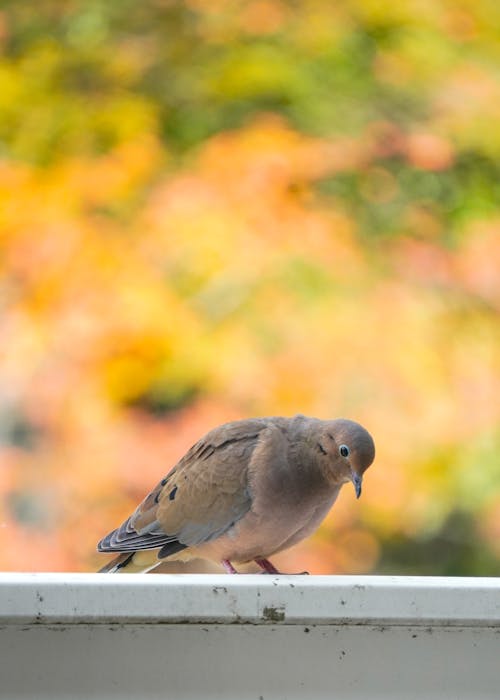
[0,0,499,574]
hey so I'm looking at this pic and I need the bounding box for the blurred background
[0,0,499,575]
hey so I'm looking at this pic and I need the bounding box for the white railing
[1,573,499,699]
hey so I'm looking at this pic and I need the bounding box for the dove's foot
[255,558,281,574]
[221,559,239,574]
[254,558,309,575]
[221,558,309,575]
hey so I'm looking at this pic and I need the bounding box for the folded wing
[97,418,268,557]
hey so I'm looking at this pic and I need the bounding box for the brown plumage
[97,414,375,574]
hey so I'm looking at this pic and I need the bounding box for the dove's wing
[97,418,270,557]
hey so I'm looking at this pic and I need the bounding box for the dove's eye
[339,444,350,458]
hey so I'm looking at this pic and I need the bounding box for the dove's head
[320,418,375,498]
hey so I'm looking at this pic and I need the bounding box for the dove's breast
[193,482,341,563]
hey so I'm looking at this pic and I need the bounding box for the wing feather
[97,418,269,555]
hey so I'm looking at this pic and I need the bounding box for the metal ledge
[1,574,499,700]
[1,573,499,626]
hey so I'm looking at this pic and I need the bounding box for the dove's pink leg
[255,558,309,575]
[221,559,239,574]
[254,558,281,574]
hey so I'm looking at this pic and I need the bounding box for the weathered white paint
[0,574,499,699]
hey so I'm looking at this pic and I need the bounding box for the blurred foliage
[0,0,499,574]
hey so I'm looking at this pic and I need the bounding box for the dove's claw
[254,558,309,575]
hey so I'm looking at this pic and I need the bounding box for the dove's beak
[352,473,362,499]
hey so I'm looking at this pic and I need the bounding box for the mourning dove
[97,414,375,574]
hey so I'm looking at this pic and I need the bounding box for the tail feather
[98,542,191,573]
[98,550,160,573]
[98,552,131,573]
